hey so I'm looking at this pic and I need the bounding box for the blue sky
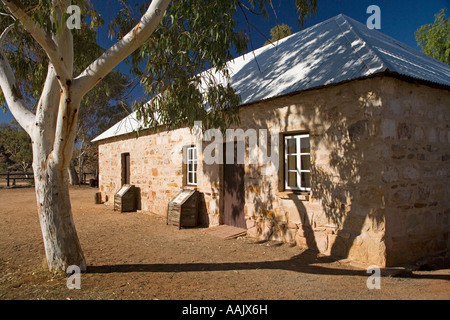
[1,0,448,124]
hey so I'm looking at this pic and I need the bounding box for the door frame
[222,141,246,229]
[121,152,130,185]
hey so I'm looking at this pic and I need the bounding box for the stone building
[93,15,450,267]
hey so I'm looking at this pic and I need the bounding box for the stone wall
[98,127,223,227]
[97,75,450,267]
[379,78,450,266]
[237,76,388,266]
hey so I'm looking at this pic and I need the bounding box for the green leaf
[415,8,450,65]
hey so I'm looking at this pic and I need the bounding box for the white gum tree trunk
[0,0,171,273]
[34,159,87,271]
[31,74,86,272]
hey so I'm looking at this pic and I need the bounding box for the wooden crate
[114,184,137,212]
[167,189,199,229]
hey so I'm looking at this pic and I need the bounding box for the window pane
[192,148,197,161]
[286,138,297,154]
[193,172,197,184]
[288,155,297,170]
[288,172,297,188]
[188,173,193,184]
[301,172,311,189]
[300,137,310,154]
[193,163,198,173]
[301,155,310,171]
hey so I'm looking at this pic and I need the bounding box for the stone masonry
[97,75,450,267]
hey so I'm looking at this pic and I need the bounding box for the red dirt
[0,186,449,300]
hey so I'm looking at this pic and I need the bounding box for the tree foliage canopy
[0,0,319,135]
[108,0,317,132]
[1,0,318,133]
[1,0,132,179]
[0,0,103,108]
[264,23,293,45]
[415,8,450,65]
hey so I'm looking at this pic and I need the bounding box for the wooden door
[122,153,130,185]
[223,142,246,229]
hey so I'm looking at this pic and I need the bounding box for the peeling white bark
[0,25,34,135]
[33,160,86,272]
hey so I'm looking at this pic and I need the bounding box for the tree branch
[0,25,34,136]
[72,0,172,98]
[0,11,16,21]
[51,0,73,75]
[33,63,60,157]
[1,0,71,83]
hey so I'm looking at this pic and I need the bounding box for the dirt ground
[0,186,448,301]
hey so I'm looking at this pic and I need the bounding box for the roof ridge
[340,14,450,84]
[333,14,388,74]
[341,13,430,60]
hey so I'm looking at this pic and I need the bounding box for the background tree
[0,0,318,273]
[415,8,450,65]
[0,122,32,172]
[70,70,131,185]
[0,145,10,172]
[264,23,293,45]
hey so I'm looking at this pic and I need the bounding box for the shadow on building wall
[238,82,387,265]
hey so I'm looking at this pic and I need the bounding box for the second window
[186,146,198,186]
[284,134,311,191]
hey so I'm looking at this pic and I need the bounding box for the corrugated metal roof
[92,14,450,142]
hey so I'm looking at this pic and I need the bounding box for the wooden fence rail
[0,172,34,187]
[1,171,97,187]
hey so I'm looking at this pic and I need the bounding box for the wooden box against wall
[114,184,137,212]
[167,189,199,229]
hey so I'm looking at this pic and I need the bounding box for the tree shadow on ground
[86,247,450,280]
[86,249,361,276]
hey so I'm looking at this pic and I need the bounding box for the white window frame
[284,134,311,192]
[186,146,198,186]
